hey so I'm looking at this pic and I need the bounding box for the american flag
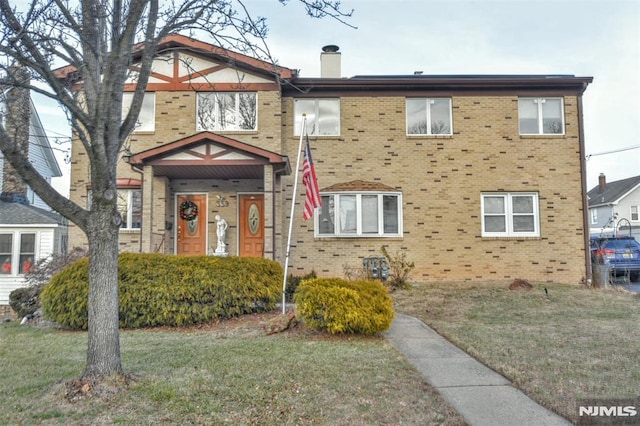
[302,134,321,220]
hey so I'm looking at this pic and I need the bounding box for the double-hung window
[294,99,340,136]
[0,232,36,275]
[406,98,452,135]
[481,193,539,237]
[317,192,402,237]
[196,92,257,131]
[88,188,141,230]
[518,97,564,135]
[117,189,142,230]
[590,209,598,225]
[631,206,639,222]
[122,92,155,132]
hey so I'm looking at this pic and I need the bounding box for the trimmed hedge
[294,278,395,335]
[40,253,282,329]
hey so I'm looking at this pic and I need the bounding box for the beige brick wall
[277,95,587,284]
[68,86,587,284]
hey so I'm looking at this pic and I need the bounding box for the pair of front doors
[176,194,264,257]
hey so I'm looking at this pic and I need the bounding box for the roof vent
[322,45,340,53]
[414,71,423,75]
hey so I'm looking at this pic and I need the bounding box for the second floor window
[591,209,598,225]
[518,97,564,135]
[122,92,155,132]
[406,98,452,135]
[631,206,639,222]
[197,92,257,131]
[294,99,340,136]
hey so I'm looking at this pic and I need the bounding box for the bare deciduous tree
[0,0,351,382]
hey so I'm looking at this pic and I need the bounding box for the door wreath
[179,200,198,221]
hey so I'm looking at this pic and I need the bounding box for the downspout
[577,87,592,284]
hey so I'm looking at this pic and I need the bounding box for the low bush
[40,253,283,329]
[284,270,317,303]
[8,247,88,318]
[294,278,394,335]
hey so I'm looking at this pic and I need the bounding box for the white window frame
[196,92,258,131]
[481,192,540,237]
[518,97,564,135]
[590,209,598,225]
[406,98,453,136]
[122,92,155,133]
[315,192,403,237]
[294,98,340,136]
[117,189,142,230]
[88,188,141,230]
[631,206,639,222]
[0,231,38,276]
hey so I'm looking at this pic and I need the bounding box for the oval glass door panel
[248,203,260,235]
[187,218,198,235]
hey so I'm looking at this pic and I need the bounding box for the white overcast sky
[38,0,639,194]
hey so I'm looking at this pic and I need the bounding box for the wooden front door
[176,194,207,255]
[239,194,264,257]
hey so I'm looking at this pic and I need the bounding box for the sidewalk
[383,314,571,426]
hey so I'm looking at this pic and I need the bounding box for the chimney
[320,45,341,78]
[1,65,30,204]
[598,173,606,192]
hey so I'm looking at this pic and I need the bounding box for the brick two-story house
[65,34,593,284]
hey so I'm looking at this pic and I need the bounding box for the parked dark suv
[590,236,640,281]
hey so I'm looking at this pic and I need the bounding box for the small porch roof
[126,132,291,179]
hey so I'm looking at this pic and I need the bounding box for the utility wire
[586,144,640,159]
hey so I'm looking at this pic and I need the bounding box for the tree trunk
[82,205,123,378]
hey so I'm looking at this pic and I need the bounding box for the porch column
[141,166,169,253]
[140,165,154,253]
[263,164,275,260]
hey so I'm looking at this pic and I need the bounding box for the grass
[0,314,464,425]
[392,281,640,423]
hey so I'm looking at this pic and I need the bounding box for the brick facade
[66,35,592,284]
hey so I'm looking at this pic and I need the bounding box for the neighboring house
[587,173,640,239]
[0,78,67,311]
[62,34,593,284]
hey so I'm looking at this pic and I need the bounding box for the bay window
[317,192,402,237]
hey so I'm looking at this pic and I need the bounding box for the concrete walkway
[383,314,571,426]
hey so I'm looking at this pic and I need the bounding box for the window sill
[120,229,141,234]
[481,236,541,241]
[519,134,566,139]
[406,134,453,139]
[315,235,403,239]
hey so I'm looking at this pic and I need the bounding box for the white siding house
[0,97,67,311]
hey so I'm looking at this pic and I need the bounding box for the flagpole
[281,116,307,315]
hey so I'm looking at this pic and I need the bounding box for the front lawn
[393,282,640,423]
[0,314,464,425]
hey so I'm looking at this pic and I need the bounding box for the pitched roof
[321,180,397,192]
[0,201,65,226]
[587,174,640,207]
[54,33,295,82]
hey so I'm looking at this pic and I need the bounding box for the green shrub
[9,287,39,318]
[40,253,282,330]
[8,247,88,318]
[284,270,317,303]
[294,278,394,335]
